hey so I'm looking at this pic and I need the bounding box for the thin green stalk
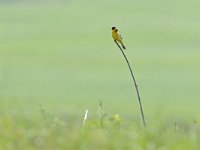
[114,40,146,127]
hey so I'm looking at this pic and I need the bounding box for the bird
[111,26,126,49]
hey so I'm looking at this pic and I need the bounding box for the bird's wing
[119,32,123,39]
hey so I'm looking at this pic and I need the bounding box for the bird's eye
[112,27,116,30]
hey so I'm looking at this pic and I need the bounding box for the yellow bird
[112,26,126,49]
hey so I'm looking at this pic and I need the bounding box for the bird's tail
[120,41,126,49]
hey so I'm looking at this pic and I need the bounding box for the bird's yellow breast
[112,29,122,42]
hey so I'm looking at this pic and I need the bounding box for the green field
[0,0,200,149]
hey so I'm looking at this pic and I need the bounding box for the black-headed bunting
[112,27,126,49]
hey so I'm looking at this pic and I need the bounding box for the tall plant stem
[114,41,146,127]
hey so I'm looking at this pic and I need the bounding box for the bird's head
[112,27,116,30]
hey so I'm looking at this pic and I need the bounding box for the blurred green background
[0,0,200,122]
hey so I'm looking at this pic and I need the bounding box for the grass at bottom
[0,113,200,150]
